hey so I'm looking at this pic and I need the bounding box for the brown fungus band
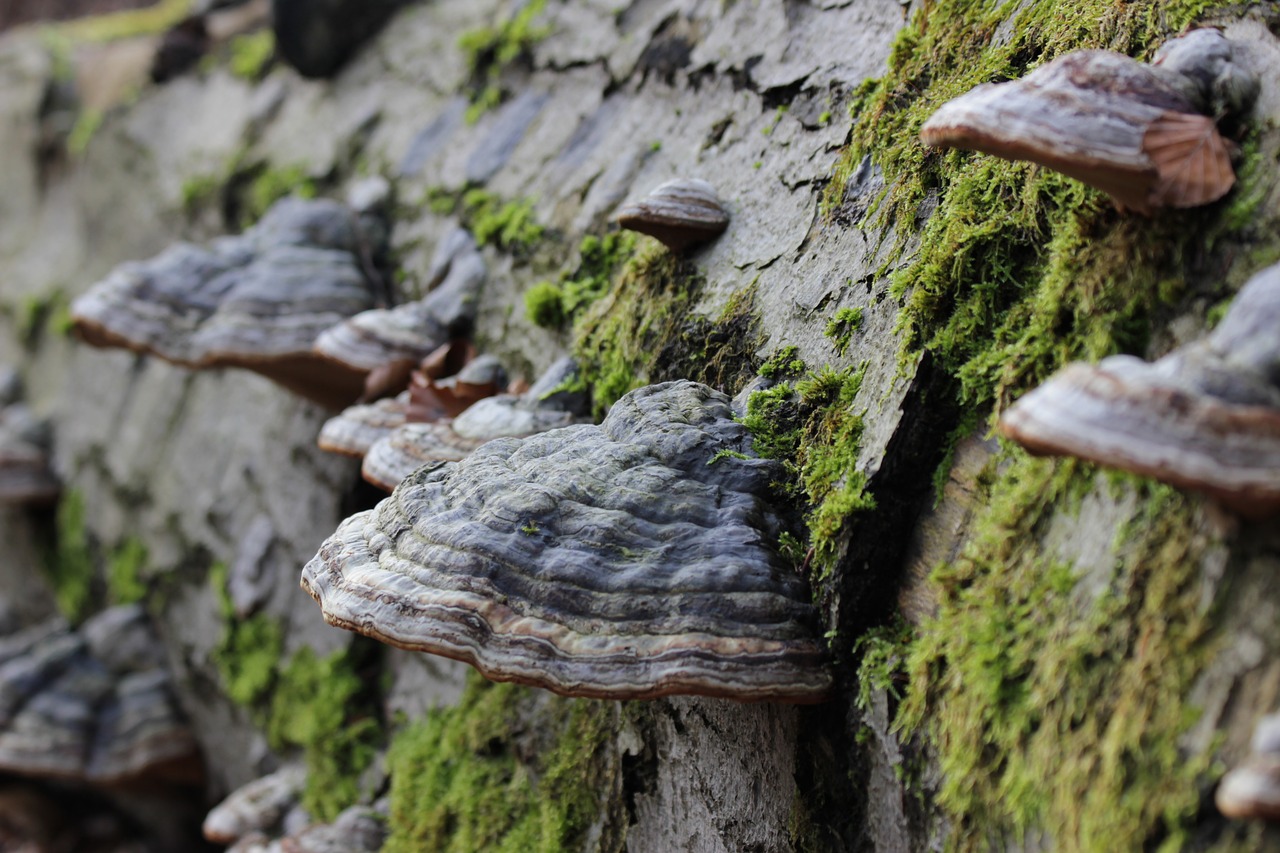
[303,381,832,702]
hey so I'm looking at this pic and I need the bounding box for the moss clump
[383,674,622,853]
[267,647,381,822]
[524,233,638,329]
[51,0,193,42]
[106,537,148,606]
[458,0,550,123]
[210,565,380,822]
[11,289,71,348]
[741,363,874,580]
[242,164,316,227]
[824,306,864,357]
[569,244,697,415]
[462,189,544,254]
[46,490,96,623]
[898,459,1219,850]
[227,30,275,80]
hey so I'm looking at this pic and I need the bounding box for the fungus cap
[920,49,1237,214]
[303,381,833,702]
[70,196,381,409]
[614,178,730,252]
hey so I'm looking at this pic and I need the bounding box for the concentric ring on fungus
[302,380,833,702]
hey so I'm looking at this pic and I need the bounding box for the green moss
[50,0,193,42]
[267,647,381,822]
[458,0,550,123]
[383,674,621,853]
[66,109,103,157]
[898,458,1219,850]
[524,281,566,327]
[824,306,864,357]
[741,363,874,580]
[243,164,316,227]
[210,565,380,821]
[523,233,638,329]
[758,345,806,380]
[461,189,544,254]
[46,490,96,623]
[227,30,275,80]
[12,290,71,347]
[181,173,223,215]
[569,244,699,415]
[106,537,148,606]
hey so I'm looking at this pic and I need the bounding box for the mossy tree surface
[209,565,381,822]
[383,674,626,853]
[824,0,1269,849]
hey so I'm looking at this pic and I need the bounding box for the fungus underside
[825,0,1264,847]
[209,564,381,822]
[383,673,627,853]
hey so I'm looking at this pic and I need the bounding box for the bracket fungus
[614,178,730,252]
[0,401,59,507]
[1000,260,1280,517]
[1217,713,1280,821]
[203,765,307,846]
[0,606,199,787]
[359,356,589,492]
[318,345,506,460]
[313,228,485,372]
[70,196,387,409]
[303,380,833,702]
[920,32,1256,214]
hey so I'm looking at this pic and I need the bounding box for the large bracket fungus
[0,606,200,787]
[70,196,388,409]
[1000,260,1280,517]
[303,381,833,702]
[920,31,1257,214]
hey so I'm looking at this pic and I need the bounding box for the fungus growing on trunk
[920,35,1255,214]
[359,356,588,492]
[318,345,506,460]
[614,178,730,252]
[70,196,386,410]
[1216,713,1280,821]
[0,402,59,507]
[0,606,200,787]
[313,228,486,373]
[303,381,833,702]
[1000,260,1280,517]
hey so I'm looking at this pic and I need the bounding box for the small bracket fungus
[1000,260,1280,517]
[1216,713,1280,821]
[313,229,486,372]
[203,765,306,846]
[920,36,1256,214]
[0,606,200,787]
[70,196,388,410]
[359,356,589,492]
[614,178,730,252]
[318,345,506,460]
[303,380,833,702]
[0,401,59,507]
